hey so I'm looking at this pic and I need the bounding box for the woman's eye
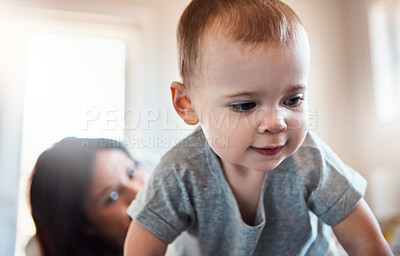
[283,96,304,107]
[230,102,256,112]
[105,191,119,205]
[127,168,136,178]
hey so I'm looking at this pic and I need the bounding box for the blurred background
[0,0,399,255]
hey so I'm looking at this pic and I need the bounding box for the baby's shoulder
[287,131,356,186]
[290,131,326,167]
[161,128,207,161]
[297,131,347,169]
[298,131,324,150]
[155,127,216,178]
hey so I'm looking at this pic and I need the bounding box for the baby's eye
[127,167,136,178]
[230,102,256,112]
[105,191,119,205]
[283,96,304,107]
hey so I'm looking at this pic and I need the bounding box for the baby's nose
[256,109,288,134]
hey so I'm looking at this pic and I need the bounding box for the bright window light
[15,33,126,256]
[369,0,400,123]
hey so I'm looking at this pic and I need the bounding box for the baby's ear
[170,81,199,125]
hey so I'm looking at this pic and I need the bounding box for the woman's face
[85,149,146,248]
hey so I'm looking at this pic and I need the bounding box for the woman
[28,137,146,256]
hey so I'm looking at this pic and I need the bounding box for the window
[16,33,127,256]
[7,8,142,256]
[369,0,400,123]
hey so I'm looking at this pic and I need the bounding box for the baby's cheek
[221,135,248,157]
[287,112,308,131]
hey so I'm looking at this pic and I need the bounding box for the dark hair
[177,0,303,86]
[29,137,132,256]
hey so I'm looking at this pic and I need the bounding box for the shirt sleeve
[127,163,195,244]
[306,137,367,226]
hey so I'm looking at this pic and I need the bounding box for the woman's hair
[29,137,132,256]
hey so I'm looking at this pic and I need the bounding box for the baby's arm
[124,220,167,256]
[332,198,393,255]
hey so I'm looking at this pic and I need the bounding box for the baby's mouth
[251,145,284,156]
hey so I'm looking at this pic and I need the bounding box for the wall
[348,0,400,221]
[291,0,400,222]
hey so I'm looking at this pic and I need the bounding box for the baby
[124,0,393,255]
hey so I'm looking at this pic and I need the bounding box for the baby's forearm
[349,241,393,256]
[124,221,167,256]
[333,199,393,256]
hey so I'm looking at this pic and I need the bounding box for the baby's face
[190,29,310,173]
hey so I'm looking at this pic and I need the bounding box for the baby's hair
[177,0,303,86]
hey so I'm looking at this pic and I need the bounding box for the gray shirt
[128,128,366,256]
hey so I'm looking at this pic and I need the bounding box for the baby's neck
[220,161,267,225]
